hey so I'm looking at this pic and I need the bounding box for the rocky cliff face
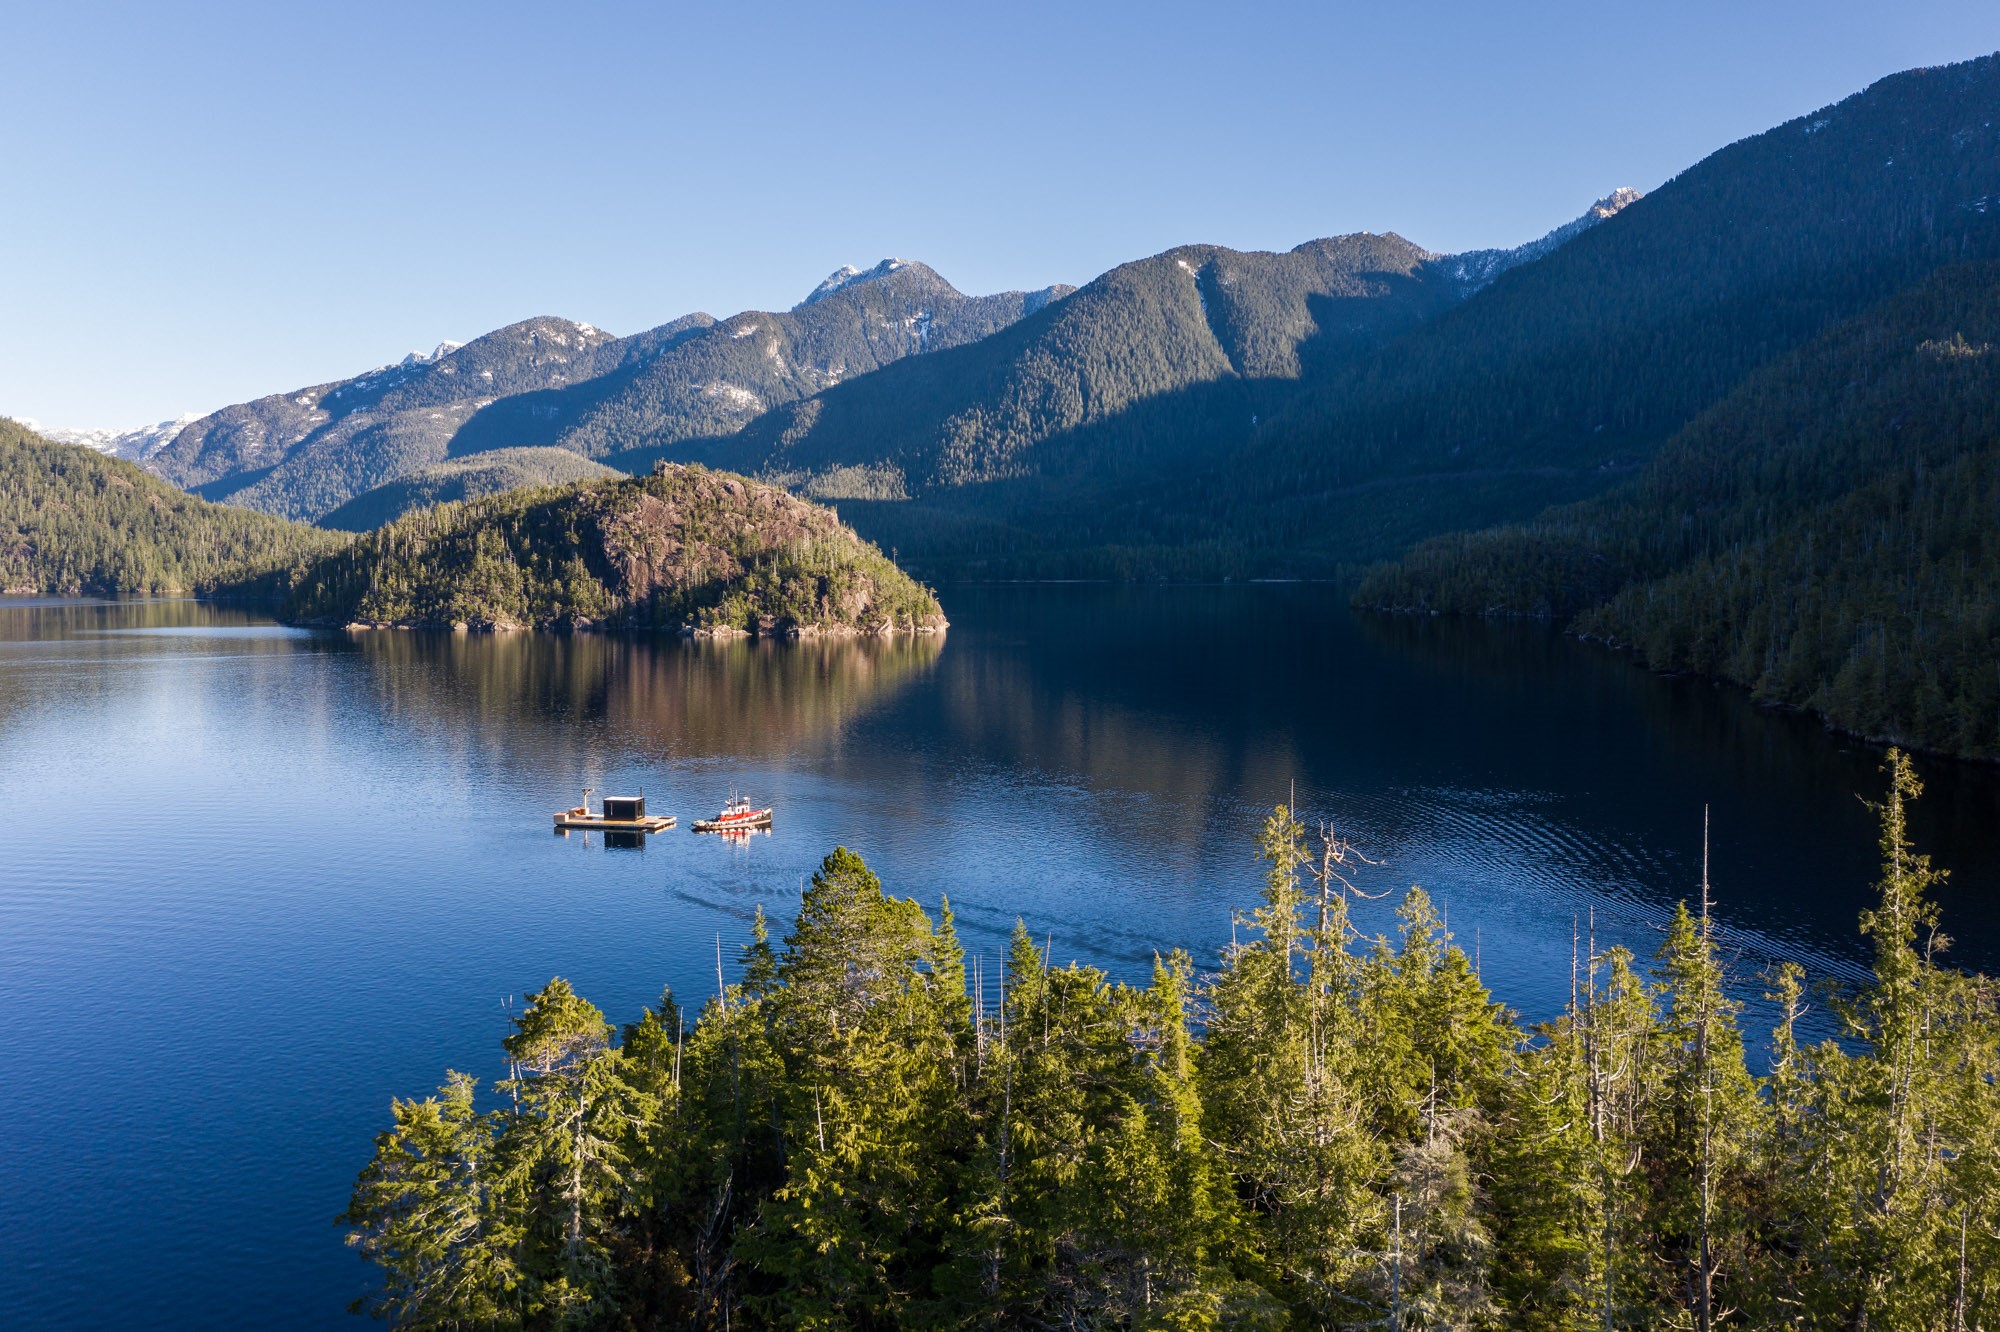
[592,466,946,635]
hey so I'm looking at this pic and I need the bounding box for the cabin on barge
[554,793,676,834]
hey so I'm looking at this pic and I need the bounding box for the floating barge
[692,796,773,834]
[554,793,675,834]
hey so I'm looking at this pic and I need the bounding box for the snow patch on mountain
[701,382,765,413]
[331,339,471,398]
[1022,284,1071,316]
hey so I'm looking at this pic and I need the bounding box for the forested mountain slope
[286,463,944,636]
[151,316,634,519]
[456,260,1072,466]
[771,55,2000,578]
[150,263,1066,525]
[317,447,617,532]
[1358,261,2000,759]
[1220,54,2000,565]
[681,232,1458,502]
[673,193,1643,511]
[0,418,344,595]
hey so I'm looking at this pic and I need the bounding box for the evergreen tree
[740,849,966,1329]
[1487,1008,1601,1330]
[1648,887,1760,1328]
[342,1071,523,1328]
[1201,806,1384,1323]
[496,978,656,1323]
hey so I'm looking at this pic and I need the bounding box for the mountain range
[18,412,203,461]
[130,192,1635,530]
[146,263,1072,523]
[1224,56,2000,564]
[803,55,2000,578]
[149,318,625,519]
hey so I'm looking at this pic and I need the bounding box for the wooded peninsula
[283,463,946,637]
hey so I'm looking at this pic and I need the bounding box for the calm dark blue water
[6,585,2000,1327]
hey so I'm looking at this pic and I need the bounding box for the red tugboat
[691,795,773,834]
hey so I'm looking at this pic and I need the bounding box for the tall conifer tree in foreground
[497,978,654,1321]
[1749,751,2000,1328]
[1201,806,1383,1322]
[342,1071,521,1329]
[1646,851,1760,1327]
[741,847,967,1328]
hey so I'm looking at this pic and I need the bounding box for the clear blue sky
[4,0,1997,427]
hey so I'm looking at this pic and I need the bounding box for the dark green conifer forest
[1358,262,2000,761]
[0,418,345,595]
[0,421,941,637]
[345,753,2000,1329]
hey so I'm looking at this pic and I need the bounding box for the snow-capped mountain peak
[399,341,464,367]
[12,411,204,461]
[1586,186,1644,219]
[796,258,920,309]
[1440,188,1643,294]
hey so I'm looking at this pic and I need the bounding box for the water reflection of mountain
[348,628,945,765]
[1349,608,1888,800]
[891,587,2000,979]
[0,597,310,733]
[922,593,1307,827]
[0,596,280,640]
[1350,608,2000,951]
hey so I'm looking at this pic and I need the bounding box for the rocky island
[282,462,947,637]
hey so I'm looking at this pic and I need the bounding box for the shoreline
[324,615,949,639]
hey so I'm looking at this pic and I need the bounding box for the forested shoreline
[0,417,346,595]
[345,753,2000,1330]
[0,424,944,637]
[1353,263,2000,763]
